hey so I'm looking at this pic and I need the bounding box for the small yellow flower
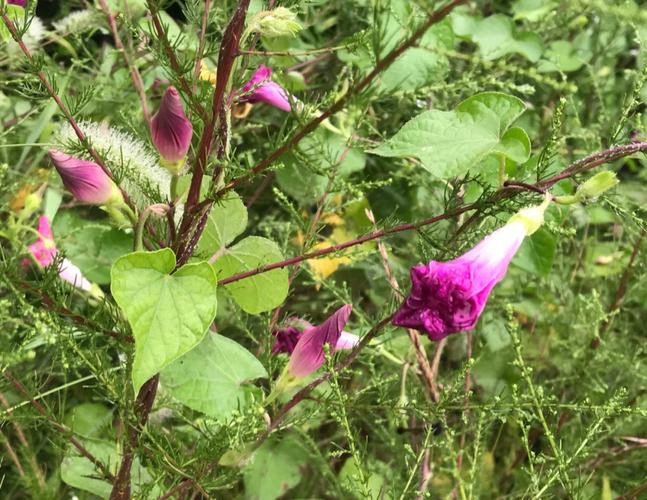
[199,61,217,84]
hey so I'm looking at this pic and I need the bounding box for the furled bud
[576,171,619,201]
[554,171,619,205]
[48,150,123,206]
[247,7,302,39]
[150,86,193,173]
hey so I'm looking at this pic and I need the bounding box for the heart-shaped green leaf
[197,192,248,256]
[369,92,529,179]
[213,236,289,314]
[161,332,267,421]
[111,249,218,392]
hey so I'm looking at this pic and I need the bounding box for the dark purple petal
[150,86,193,162]
[393,223,527,340]
[8,0,27,6]
[271,326,303,354]
[49,150,119,205]
[288,304,352,377]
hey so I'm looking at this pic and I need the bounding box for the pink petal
[288,304,352,377]
[150,86,193,162]
[49,150,117,205]
[58,258,92,291]
[239,65,293,112]
[335,331,360,350]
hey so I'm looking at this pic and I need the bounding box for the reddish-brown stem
[175,0,251,264]
[98,0,151,124]
[109,374,160,499]
[213,0,468,198]
[366,208,438,402]
[3,370,115,482]
[217,142,647,287]
[184,0,251,210]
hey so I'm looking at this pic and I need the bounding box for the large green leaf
[243,434,309,500]
[111,249,218,392]
[370,92,529,178]
[197,192,248,256]
[61,439,160,498]
[512,227,556,277]
[213,237,289,314]
[471,15,543,62]
[161,332,267,421]
[53,210,132,284]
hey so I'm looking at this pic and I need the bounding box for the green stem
[498,154,507,187]
[170,174,180,201]
[134,207,153,251]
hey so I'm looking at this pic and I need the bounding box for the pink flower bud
[239,65,293,112]
[287,304,353,377]
[150,86,193,163]
[48,150,122,206]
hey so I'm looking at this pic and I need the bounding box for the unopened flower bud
[150,86,193,173]
[248,7,301,39]
[576,171,619,201]
[49,150,123,206]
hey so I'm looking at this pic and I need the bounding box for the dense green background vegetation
[1,0,646,498]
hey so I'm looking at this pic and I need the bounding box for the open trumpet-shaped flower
[287,304,354,377]
[150,86,193,170]
[26,216,92,292]
[239,65,293,112]
[48,150,123,206]
[393,197,550,340]
[272,317,359,356]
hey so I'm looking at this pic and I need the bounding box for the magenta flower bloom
[27,215,57,268]
[287,304,354,377]
[272,317,359,355]
[239,65,292,112]
[150,86,193,163]
[26,216,92,291]
[49,150,122,206]
[8,0,27,6]
[393,222,528,340]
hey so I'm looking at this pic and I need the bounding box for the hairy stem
[217,142,647,287]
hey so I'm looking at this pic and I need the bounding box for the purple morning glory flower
[150,86,193,163]
[272,317,359,356]
[239,65,293,112]
[48,150,123,206]
[287,304,354,377]
[7,0,27,6]
[393,221,528,340]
